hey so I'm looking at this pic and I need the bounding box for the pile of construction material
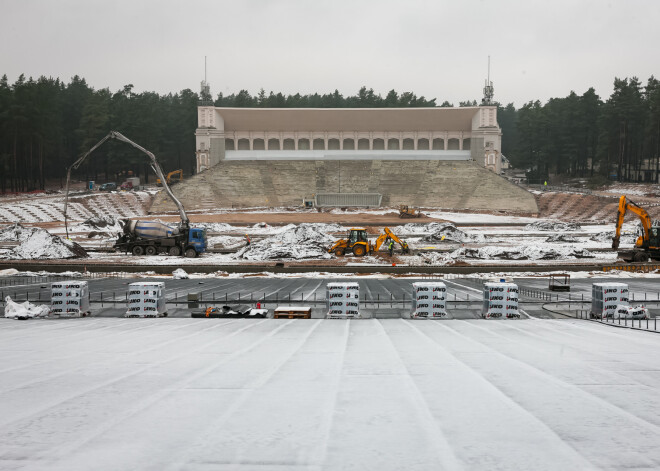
[3,296,50,320]
[524,221,582,231]
[326,282,360,319]
[0,224,87,259]
[126,282,167,318]
[591,283,628,318]
[411,282,448,318]
[50,280,90,317]
[482,282,519,319]
[451,245,594,261]
[237,224,335,260]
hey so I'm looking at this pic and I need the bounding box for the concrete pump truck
[63,131,207,258]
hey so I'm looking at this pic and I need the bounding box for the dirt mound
[525,221,581,232]
[0,224,87,259]
[236,223,334,261]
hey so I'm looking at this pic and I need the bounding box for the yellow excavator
[612,195,660,262]
[156,169,183,187]
[328,227,410,257]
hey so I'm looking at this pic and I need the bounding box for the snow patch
[4,296,50,319]
[0,224,88,259]
[524,221,582,232]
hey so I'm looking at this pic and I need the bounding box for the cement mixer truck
[114,219,207,257]
[63,131,208,258]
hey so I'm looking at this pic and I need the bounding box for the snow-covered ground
[2,318,660,470]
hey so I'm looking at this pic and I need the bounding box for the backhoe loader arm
[64,131,189,238]
[373,227,410,253]
[612,195,652,250]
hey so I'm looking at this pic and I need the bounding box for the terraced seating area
[536,192,660,222]
[151,159,539,214]
[0,191,155,223]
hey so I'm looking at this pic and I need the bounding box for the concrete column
[399,132,403,150]
[369,133,373,150]
[324,132,328,150]
[339,132,343,150]
[414,132,418,150]
[444,132,448,150]
[249,135,253,150]
[459,132,463,150]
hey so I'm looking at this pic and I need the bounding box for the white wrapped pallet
[326,282,360,319]
[126,282,167,318]
[411,282,448,318]
[591,283,628,318]
[482,282,519,319]
[50,280,90,317]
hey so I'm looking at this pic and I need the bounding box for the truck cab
[188,228,207,256]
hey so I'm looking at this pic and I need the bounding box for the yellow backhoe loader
[612,195,660,262]
[328,227,410,257]
[156,169,183,187]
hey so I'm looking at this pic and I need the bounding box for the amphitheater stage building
[151,106,538,213]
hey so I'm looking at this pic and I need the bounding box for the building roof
[213,107,482,132]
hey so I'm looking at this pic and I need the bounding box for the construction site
[1,108,660,471]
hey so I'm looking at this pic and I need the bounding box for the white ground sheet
[1,318,660,470]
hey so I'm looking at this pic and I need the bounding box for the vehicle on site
[328,227,410,257]
[612,195,660,262]
[115,219,207,257]
[156,169,183,187]
[99,182,117,191]
[191,305,269,318]
[399,205,423,218]
[607,304,650,320]
[63,131,208,258]
[120,177,140,191]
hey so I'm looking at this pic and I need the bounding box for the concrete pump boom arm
[64,131,189,238]
[612,195,652,250]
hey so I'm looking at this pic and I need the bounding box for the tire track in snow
[0,319,240,396]
[166,319,324,470]
[0,319,267,432]
[437,320,660,467]
[37,319,297,463]
[402,319,598,470]
[376,319,464,470]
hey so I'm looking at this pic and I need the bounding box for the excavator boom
[612,195,651,250]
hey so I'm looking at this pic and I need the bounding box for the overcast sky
[1,0,658,107]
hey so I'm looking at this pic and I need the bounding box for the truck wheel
[184,248,197,258]
[145,246,157,256]
[353,245,366,257]
[334,247,345,256]
[132,246,145,256]
[169,247,181,256]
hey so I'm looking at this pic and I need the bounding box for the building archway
[402,138,414,150]
[343,138,355,150]
[462,138,471,150]
[417,138,429,150]
[373,138,385,150]
[328,138,340,150]
[253,138,265,150]
[313,138,325,150]
[298,138,310,150]
[238,138,250,150]
[447,138,460,150]
[387,139,400,150]
[268,138,280,150]
[225,138,235,151]
[432,138,444,150]
[283,138,295,150]
[357,138,370,150]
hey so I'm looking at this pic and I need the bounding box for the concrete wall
[151,159,538,214]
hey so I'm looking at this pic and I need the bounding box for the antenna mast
[200,56,212,105]
[482,55,494,106]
